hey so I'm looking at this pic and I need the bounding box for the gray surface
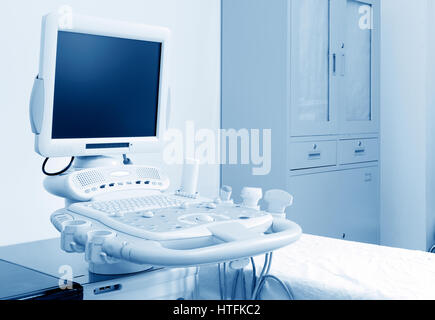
[0,259,60,299]
[0,238,138,285]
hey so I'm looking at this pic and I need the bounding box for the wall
[0,0,221,246]
[380,0,434,250]
[426,0,435,250]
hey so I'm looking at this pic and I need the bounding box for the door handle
[340,54,346,76]
[332,53,337,75]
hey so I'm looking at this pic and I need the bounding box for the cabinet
[290,0,380,136]
[221,0,380,244]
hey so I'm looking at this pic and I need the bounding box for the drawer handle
[308,152,321,160]
[332,53,337,75]
[355,148,366,155]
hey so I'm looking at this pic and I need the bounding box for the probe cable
[250,253,270,299]
[42,157,75,176]
[218,264,223,300]
[250,252,295,300]
[255,275,295,300]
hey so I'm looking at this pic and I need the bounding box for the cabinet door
[290,0,340,136]
[287,166,379,244]
[338,0,380,134]
[337,166,380,244]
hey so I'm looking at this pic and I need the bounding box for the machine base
[88,261,152,275]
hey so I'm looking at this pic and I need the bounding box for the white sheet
[197,234,435,300]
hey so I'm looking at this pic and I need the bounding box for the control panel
[64,198,272,241]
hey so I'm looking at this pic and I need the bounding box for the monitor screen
[52,31,162,139]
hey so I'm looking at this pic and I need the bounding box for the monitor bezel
[35,12,170,157]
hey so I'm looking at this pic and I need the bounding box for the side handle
[30,75,44,134]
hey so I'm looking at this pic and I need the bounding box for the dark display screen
[52,31,162,139]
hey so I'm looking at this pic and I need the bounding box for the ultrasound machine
[25,11,302,300]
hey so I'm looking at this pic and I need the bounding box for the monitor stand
[73,155,123,170]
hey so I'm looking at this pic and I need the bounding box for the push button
[196,215,215,223]
[141,211,154,218]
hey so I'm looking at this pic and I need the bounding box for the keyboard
[66,194,272,241]
[80,195,184,217]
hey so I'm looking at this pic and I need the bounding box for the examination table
[198,234,435,300]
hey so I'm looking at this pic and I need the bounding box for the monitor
[30,12,171,157]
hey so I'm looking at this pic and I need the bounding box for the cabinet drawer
[338,139,379,165]
[290,141,337,170]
